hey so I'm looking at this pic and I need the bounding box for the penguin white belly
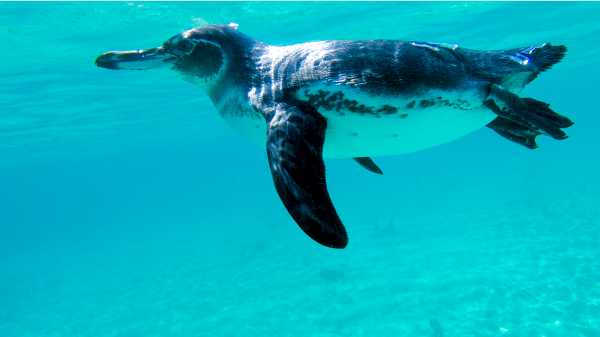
[321,107,495,158]
[299,85,497,158]
[219,86,496,158]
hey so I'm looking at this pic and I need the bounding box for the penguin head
[95,24,257,93]
[163,30,225,81]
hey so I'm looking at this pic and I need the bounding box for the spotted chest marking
[303,89,403,117]
[299,88,475,118]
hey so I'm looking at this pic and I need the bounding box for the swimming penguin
[95,24,573,249]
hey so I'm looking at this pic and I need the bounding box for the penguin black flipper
[266,102,348,249]
[353,157,383,175]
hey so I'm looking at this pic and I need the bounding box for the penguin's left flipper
[266,102,348,249]
[353,157,383,175]
[484,83,574,141]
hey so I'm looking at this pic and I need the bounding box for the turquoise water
[1,1,600,336]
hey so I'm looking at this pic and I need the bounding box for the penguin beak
[95,47,175,70]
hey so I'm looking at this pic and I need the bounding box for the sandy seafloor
[1,2,599,337]
[3,170,600,337]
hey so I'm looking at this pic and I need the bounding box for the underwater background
[1,2,599,336]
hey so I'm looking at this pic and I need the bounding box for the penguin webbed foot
[485,84,573,142]
[266,102,348,249]
[487,117,541,149]
[521,97,574,129]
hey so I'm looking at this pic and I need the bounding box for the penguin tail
[520,43,567,73]
[495,43,566,92]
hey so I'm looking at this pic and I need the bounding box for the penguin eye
[178,40,193,52]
